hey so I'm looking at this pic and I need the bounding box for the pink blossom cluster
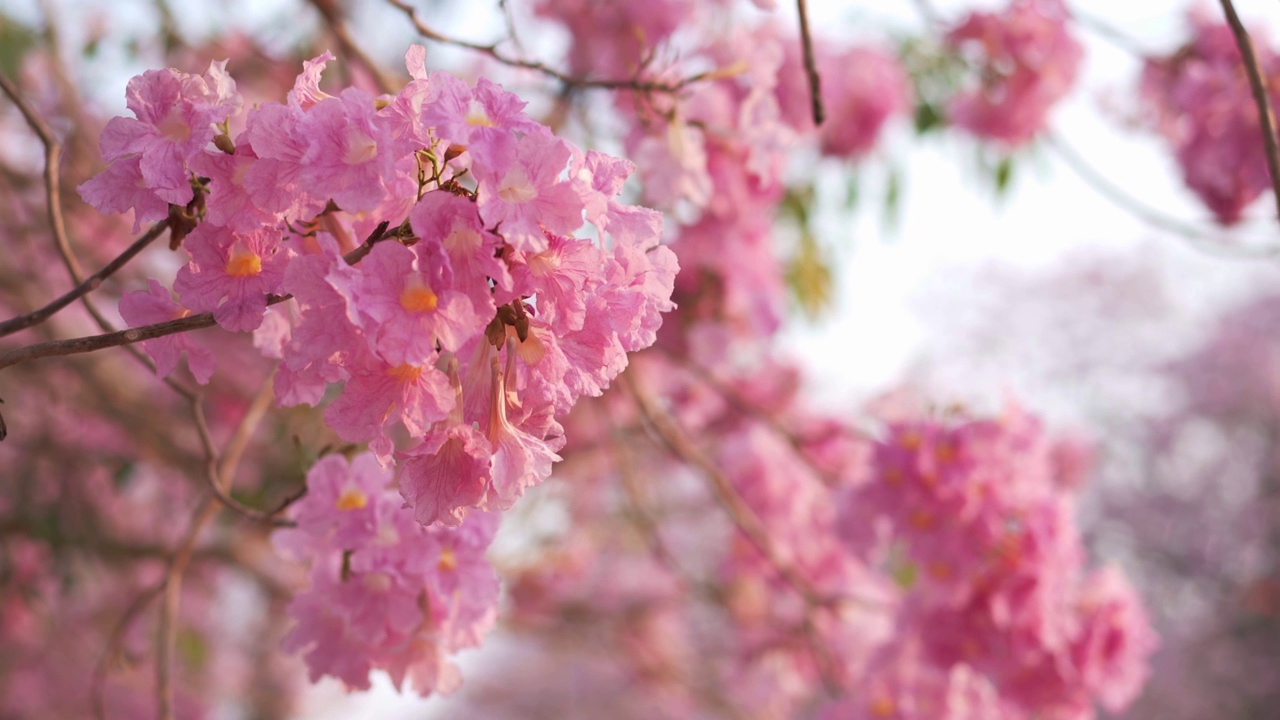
[274,453,500,694]
[944,0,1082,146]
[1139,11,1280,225]
[78,48,677,695]
[837,408,1158,719]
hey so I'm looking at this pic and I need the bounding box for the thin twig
[0,68,180,390]
[189,375,296,526]
[0,222,169,338]
[796,0,825,126]
[0,70,80,282]
[385,0,715,93]
[1218,0,1280,224]
[623,373,825,604]
[93,583,164,720]
[613,383,845,696]
[0,231,393,374]
[156,499,219,720]
[307,0,397,94]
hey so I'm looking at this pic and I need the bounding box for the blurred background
[3,0,1280,717]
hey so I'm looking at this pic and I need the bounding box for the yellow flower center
[465,100,494,127]
[389,363,424,384]
[224,250,262,278]
[438,547,457,572]
[334,487,368,512]
[399,282,438,313]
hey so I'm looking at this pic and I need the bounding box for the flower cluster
[838,408,1158,719]
[1139,11,1280,225]
[274,453,500,694]
[80,48,677,694]
[944,0,1082,146]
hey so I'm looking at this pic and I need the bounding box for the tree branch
[0,226,396,375]
[0,221,169,338]
[384,0,715,94]
[1218,0,1280,224]
[308,0,398,94]
[156,499,219,720]
[1045,130,1280,258]
[189,376,296,527]
[796,0,825,126]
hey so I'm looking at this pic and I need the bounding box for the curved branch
[0,70,80,282]
[1218,0,1280,225]
[1044,131,1280,258]
[0,221,169,338]
[0,226,396,374]
[385,0,715,94]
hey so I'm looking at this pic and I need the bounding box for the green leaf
[913,101,945,135]
[995,156,1015,197]
[883,165,903,229]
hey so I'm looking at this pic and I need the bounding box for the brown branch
[0,222,169,338]
[0,68,182,393]
[0,70,81,283]
[156,499,219,720]
[0,229,394,374]
[93,584,163,720]
[1219,0,1280,224]
[623,373,824,604]
[796,0,825,126]
[308,0,397,95]
[385,0,715,94]
[0,311,220,370]
[189,375,296,527]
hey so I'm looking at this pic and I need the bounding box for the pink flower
[816,47,910,158]
[945,0,1081,146]
[483,350,561,509]
[95,61,242,204]
[474,130,585,253]
[76,155,170,231]
[399,423,493,527]
[330,240,488,365]
[323,348,456,461]
[276,455,500,697]
[409,190,511,315]
[1070,567,1158,713]
[297,88,396,213]
[188,143,278,232]
[173,224,287,332]
[1139,12,1280,224]
[118,279,217,384]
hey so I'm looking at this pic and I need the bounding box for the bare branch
[385,0,715,94]
[0,226,396,375]
[796,0,825,126]
[1218,0,1280,225]
[1045,131,1280,258]
[0,70,83,284]
[0,222,169,338]
[189,378,296,527]
[308,0,398,94]
[156,499,219,720]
